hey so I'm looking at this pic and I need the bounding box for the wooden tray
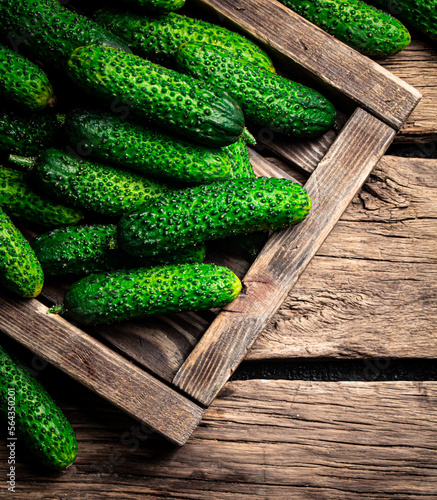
[0,0,421,446]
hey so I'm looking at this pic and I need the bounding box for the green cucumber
[0,0,131,69]
[0,110,60,156]
[176,43,336,138]
[118,177,311,258]
[278,0,411,56]
[224,138,256,180]
[0,208,44,298]
[49,263,241,325]
[93,9,275,71]
[31,223,206,277]
[0,166,84,227]
[27,148,172,217]
[66,44,245,147]
[64,108,233,184]
[118,0,185,13]
[0,45,55,111]
[222,138,269,258]
[0,343,77,469]
[371,0,437,43]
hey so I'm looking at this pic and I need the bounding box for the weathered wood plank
[194,0,421,130]
[0,296,204,446]
[3,380,436,498]
[378,40,437,142]
[173,109,396,406]
[248,155,437,360]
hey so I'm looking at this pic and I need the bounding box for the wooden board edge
[0,294,205,446]
[173,108,397,406]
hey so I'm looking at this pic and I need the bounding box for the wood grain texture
[248,155,437,360]
[173,109,396,406]
[194,0,421,130]
[378,40,437,142]
[2,380,435,499]
[0,295,204,446]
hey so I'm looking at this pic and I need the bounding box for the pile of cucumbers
[0,0,315,469]
[1,0,431,470]
[0,0,326,324]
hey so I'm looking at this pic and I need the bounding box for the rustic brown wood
[173,108,396,406]
[0,295,204,446]
[248,155,437,360]
[378,40,437,142]
[3,380,436,498]
[93,312,211,382]
[194,0,421,130]
[253,111,348,174]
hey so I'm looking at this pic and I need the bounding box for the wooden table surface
[0,38,436,499]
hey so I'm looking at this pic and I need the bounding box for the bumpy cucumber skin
[222,138,269,258]
[64,109,233,184]
[0,45,54,111]
[0,208,44,298]
[0,110,59,156]
[224,138,256,180]
[0,344,77,469]
[31,223,206,277]
[0,0,131,69]
[33,149,171,217]
[372,0,437,43]
[53,263,241,325]
[279,0,411,56]
[122,0,185,13]
[118,177,311,258]
[66,45,245,147]
[177,43,336,138]
[0,166,84,227]
[31,224,120,277]
[93,9,275,72]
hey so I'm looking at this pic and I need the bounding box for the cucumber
[278,0,411,56]
[0,343,77,469]
[0,166,84,227]
[0,45,55,111]
[224,138,256,180]
[0,0,131,69]
[222,138,269,258]
[49,263,241,325]
[176,43,336,138]
[28,148,172,217]
[93,9,275,72]
[66,44,245,147]
[119,0,185,13]
[0,109,60,156]
[371,0,437,43]
[31,223,206,277]
[118,177,311,258]
[64,109,233,184]
[0,207,44,298]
